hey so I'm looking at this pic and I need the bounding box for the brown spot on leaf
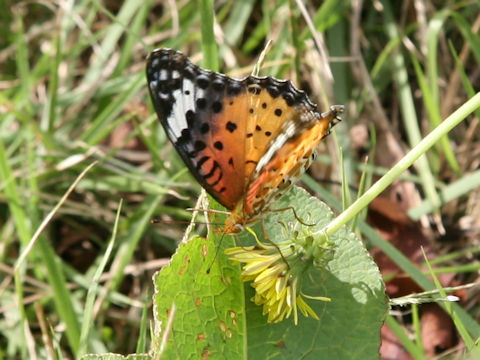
[179,254,190,275]
[219,321,227,332]
[201,348,211,359]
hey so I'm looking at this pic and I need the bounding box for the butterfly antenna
[206,230,227,274]
[150,218,224,227]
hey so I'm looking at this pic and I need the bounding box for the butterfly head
[222,212,246,234]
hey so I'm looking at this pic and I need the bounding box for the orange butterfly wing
[147,49,248,209]
[147,49,343,233]
[244,106,343,217]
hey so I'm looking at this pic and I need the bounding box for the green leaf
[246,187,387,359]
[152,234,244,359]
[151,186,386,359]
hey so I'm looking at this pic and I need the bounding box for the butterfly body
[146,48,343,234]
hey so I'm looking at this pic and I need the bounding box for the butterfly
[146,48,343,234]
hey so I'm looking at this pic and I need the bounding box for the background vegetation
[1,0,479,359]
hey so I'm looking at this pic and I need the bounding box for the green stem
[322,92,480,237]
[199,0,219,71]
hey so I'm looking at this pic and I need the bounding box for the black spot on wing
[212,79,225,91]
[203,161,220,180]
[186,110,196,127]
[196,98,207,109]
[282,92,295,106]
[176,128,191,145]
[227,79,242,96]
[196,156,210,170]
[194,140,206,151]
[196,74,210,89]
[226,121,237,132]
[212,101,222,113]
[209,169,223,187]
[200,122,210,134]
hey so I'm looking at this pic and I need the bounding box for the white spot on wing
[254,122,297,173]
[159,69,168,81]
[151,58,159,68]
[165,78,197,141]
[195,89,205,99]
[168,88,187,140]
[182,79,195,114]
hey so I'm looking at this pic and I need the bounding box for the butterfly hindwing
[245,106,343,217]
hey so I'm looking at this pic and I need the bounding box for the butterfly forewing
[147,48,248,209]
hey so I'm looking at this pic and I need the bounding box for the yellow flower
[225,225,333,325]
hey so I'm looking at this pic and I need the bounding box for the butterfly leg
[260,220,290,270]
[270,206,316,227]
